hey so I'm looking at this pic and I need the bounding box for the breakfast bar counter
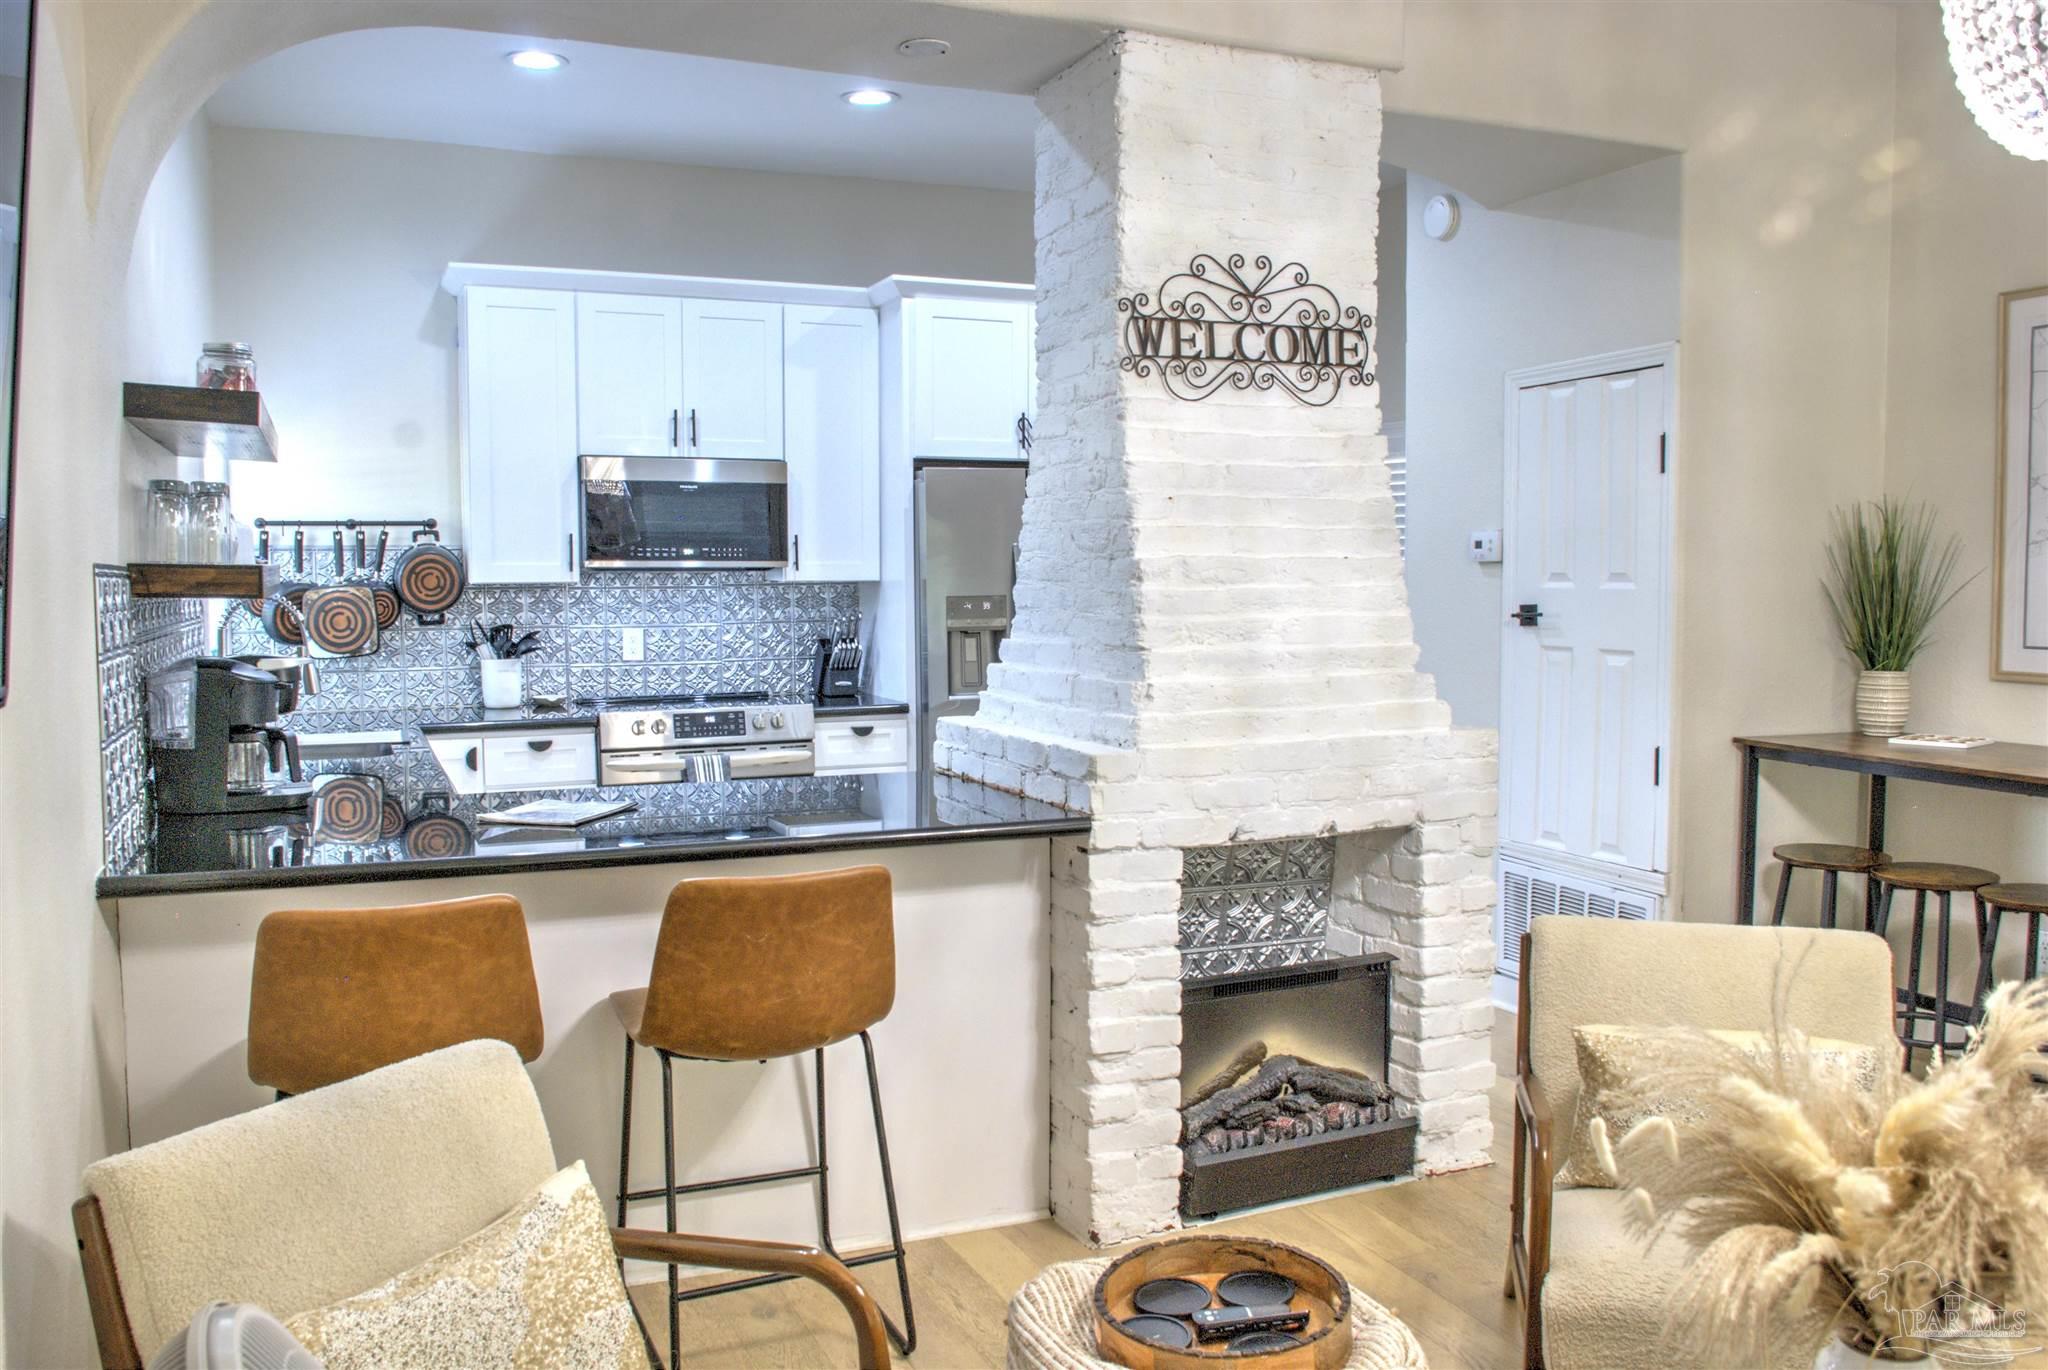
[96,766,1074,898]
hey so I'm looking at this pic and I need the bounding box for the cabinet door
[576,293,682,456]
[783,305,879,582]
[460,287,580,584]
[682,299,783,460]
[910,299,1033,459]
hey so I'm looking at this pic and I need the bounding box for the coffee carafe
[147,657,311,814]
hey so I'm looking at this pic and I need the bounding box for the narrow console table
[1734,733,2048,925]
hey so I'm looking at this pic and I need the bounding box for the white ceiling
[1382,112,1675,209]
[205,26,1041,192]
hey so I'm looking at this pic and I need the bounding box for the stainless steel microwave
[579,456,788,569]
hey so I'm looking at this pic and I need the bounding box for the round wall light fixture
[1422,193,1461,242]
[842,89,900,108]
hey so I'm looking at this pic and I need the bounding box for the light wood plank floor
[630,1020,1521,1369]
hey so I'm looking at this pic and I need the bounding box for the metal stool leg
[1821,870,1841,930]
[662,1051,679,1370]
[1975,898,2002,1018]
[1934,891,1955,1057]
[1904,890,1928,1071]
[2030,912,2043,982]
[860,1030,918,1355]
[813,1047,832,1255]
[1771,863,1794,927]
[616,1037,636,1229]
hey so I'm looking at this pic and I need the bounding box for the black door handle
[1511,604,1543,628]
[526,739,553,752]
[851,725,874,737]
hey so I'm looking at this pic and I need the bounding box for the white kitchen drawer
[813,717,910,775]
[426,735,487,795]
[479,730,598,792]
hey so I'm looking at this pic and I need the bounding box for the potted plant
[1821,498,1971,737]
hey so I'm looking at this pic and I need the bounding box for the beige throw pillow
[1553,1024,1885,1189]
[284,1161,651,1370]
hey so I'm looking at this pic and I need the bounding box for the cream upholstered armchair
[1505,917,1897,1370]
[73,1040,889,1369]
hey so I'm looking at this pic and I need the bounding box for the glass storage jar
[187,481,233,563]
[143,480,192,562]
[196,342,257,391]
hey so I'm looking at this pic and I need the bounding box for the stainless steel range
[582,692,815,785]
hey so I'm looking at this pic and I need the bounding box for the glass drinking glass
[143,480,192,562]
[187,481,233,563]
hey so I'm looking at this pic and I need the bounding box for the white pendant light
[1942,0,2048,161]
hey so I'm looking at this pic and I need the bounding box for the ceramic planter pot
[1854,670,1910,737]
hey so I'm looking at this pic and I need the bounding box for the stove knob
[630,719,646,736]
[651,718,668,735]
[749,711,766,730]
[769,711,786,730]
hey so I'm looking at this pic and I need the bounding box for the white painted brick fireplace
[934,31,1498,1244]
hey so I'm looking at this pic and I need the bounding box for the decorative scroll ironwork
[1118,254,1373,406]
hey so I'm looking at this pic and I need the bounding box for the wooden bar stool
[1871,862,1999,1069]
[248,894,544,1096]
[1767,842,1888,929]
[1978,883,2048,1001]
[612,866,915,1369]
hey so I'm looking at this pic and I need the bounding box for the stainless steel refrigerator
[914,463,1027,764]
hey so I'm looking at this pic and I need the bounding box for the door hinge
[1658,432,1668,474]
[1652,746,1662,785]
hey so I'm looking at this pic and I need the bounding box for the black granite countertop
[414,694,908,736]
[96,770,1081,899]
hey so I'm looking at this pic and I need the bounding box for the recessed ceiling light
[897,38,951,58]
[507,50,568,73]
[842,89,899,108]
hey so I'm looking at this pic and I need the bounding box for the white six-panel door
[1501,356,1672,876]
[682,299,783,460]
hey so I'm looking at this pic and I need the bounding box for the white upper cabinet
[576,293,683,456]
[459,286,580,584]
[783,305,880,582]
[682,299,783,461]
[910,298,1035,460]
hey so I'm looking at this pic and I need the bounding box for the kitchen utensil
[508,630,542,657]
[402,794,472,860]
[309,774,383,844]
[292,529,305,573]
[354,529,367,570]
[261,585,311,648]
[331,529,344,573]
[371,585,402,631]
[487,623,517,658]
[301,585,379,657]
[379,793,407,839]
[390,532,465,624]
[372,528,389,573]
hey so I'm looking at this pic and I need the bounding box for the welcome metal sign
[1118,254,1373,406]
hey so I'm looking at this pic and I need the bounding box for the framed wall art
[1994,285,2048,683]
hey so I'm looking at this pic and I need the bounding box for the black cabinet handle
[527,739,553,752]
[670,409,679,448]
[851,725,874,737]
[464,746,479,771]
[793,534,800,572]
[688,409,698,447]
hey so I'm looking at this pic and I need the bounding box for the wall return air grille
[1495,856,1661,979]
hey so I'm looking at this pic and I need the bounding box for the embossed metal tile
[1176,837,1335,978]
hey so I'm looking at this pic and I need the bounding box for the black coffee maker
[147,657,310,814]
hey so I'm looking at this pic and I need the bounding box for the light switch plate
[620,627,645,661]
[1468,529,1502,564]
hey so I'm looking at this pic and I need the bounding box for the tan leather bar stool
[1767,842,1889,929]
[1871,862,1999,1070]
[612,866,914,1369]
[1978,883,2048,1002]
[248,894,544,1096]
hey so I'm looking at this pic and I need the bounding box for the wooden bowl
[1093,1235,1352,1369]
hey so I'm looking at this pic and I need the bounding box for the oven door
[581,456,789,568]
[599,743,814,786]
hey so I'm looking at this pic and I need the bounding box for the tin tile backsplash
[1177,838,1335,979]
[93,566,207,872]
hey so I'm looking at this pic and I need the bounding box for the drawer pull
[851,725,874,738]
[527,739,554,753]
[465,747,479,771]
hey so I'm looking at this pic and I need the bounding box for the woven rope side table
[1006,1258,1429,1370]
